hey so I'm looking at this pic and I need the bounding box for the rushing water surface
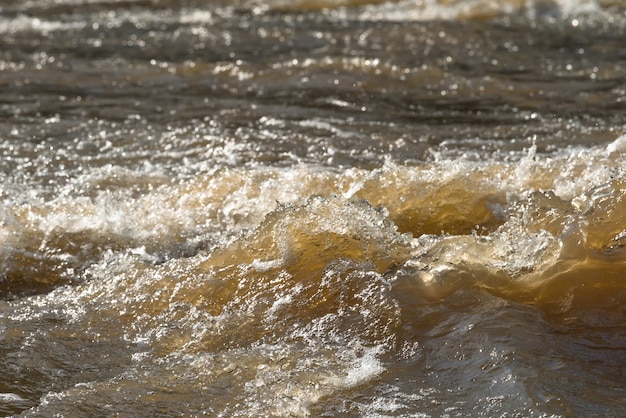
[1,0,625,416]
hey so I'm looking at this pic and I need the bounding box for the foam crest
[3,139,622,300]
[203,195,413,274]
[393,152,626,305]
[31,196,411,416]
[4,140,626,415]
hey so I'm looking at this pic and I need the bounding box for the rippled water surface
[1,0,625,416]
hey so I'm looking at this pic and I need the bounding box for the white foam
[179,9,213,24]
[0,16,86,34]
[251,258,284,272]
[345,345,385,387]
[606,134,626,156]
[0,392,27,403]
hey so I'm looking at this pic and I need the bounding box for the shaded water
[1,0,625,416]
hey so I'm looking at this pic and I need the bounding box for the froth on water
[1,0,626,415]
[2,137,626,415]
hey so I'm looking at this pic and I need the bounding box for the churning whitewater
[0,0,625,416]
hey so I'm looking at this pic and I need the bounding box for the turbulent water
[1,0,625,416]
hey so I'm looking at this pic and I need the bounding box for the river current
[1,0,625,416]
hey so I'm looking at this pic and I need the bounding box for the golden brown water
[0,0,625,416]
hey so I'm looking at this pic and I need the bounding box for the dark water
[1,0,625,416]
